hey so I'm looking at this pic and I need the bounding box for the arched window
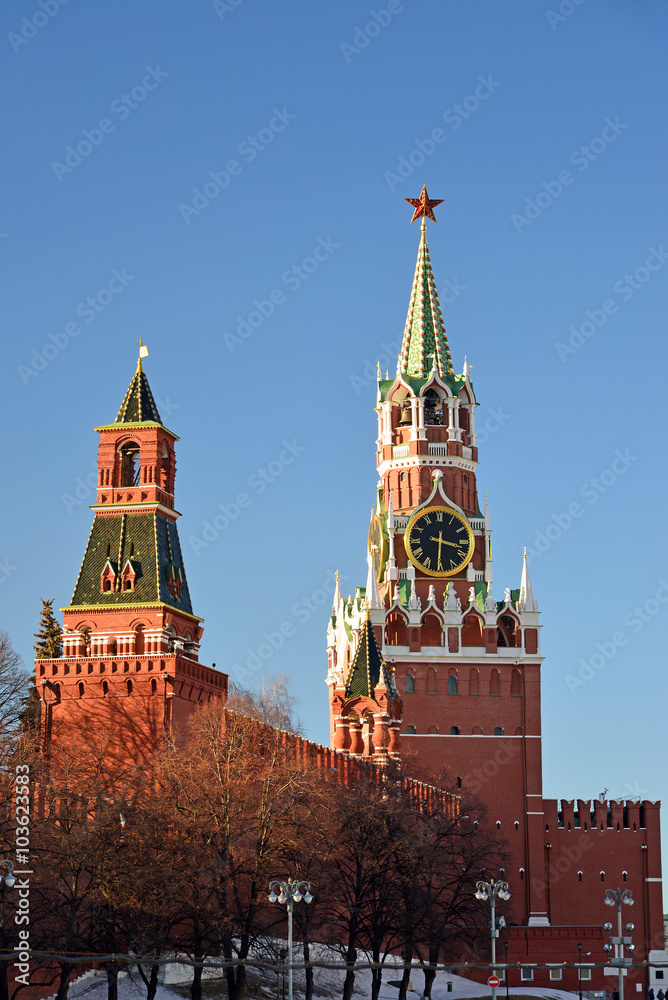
[405,673,415,694]
[490,668,501,695]
[447,673,458,695]
[119,441,141,487]
[421,613,442,646]
[511,668,522,695]
[126,679,133,696]
[468,667,479,695]
[428,725,440,734]
[494,726,504,736]
[53,683,61,703]
[472,725,482,735]
[498,614,520,648]
[426,667,437,693]
[578,871,583,882]
[600,871,605,882]
[102,680,109,697]
[405,724,416,735]
[160,443,172,492]
[461,612,484,646]
[150,678,157,695]
[450,726,460,735]
[78,682,84,699]
[386,613,408,645]
[134,625,145,656]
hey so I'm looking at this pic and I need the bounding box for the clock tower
[327,188,550,929]
[326,192,666,989]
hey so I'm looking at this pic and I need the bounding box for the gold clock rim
[404,505,474,578]
[367,514,388,583]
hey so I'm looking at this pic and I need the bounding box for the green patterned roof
[378,374,472,404]
[397,228,454,379]
[345,615,395,700]
[70,510,193,614]
[115,361,162,424]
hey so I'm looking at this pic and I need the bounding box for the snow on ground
[53,946,588,1000]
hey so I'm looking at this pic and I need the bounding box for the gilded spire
[397,190,454,379]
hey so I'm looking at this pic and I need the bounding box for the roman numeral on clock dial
[404,505,474,578]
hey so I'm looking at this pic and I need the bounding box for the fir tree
[34,598,63,659]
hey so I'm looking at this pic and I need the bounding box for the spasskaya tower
[325,191,666,989]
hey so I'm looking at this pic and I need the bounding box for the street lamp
[603,888,634,1000]
[503,940,509,1000]
[475,878,510,1000]
[0,862,15,891]
[268,878,313,1000]
[577,942,591,1000]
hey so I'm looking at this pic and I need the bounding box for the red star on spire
[405,185,444,224]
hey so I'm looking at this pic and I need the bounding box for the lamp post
[268,879,313,1000]
[503,940,509,1000]
[0,861,16,1000]
[603,888,634,1000]
[577,942,583,1000]
[475,878,510,1000]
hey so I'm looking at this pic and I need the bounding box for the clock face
[368,514,388,583]
[404,506,474,577]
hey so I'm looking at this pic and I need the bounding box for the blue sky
[2,1,667,899]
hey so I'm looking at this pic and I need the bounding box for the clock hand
[430,536,462,549]
[428,531,445,566]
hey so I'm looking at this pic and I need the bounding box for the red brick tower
[327,190,667,990]
[37,353,226,751]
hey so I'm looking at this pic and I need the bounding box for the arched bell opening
[423,387,444,425]
[389,386,414,441]
[119,441,141,487]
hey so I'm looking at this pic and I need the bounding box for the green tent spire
[345,612,396,700]
[397,219,454,379]
[115,355,162,424]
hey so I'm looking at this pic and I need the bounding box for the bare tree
[226,675,303,734]
[156,702,315,1000]
[0,631,31,733]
